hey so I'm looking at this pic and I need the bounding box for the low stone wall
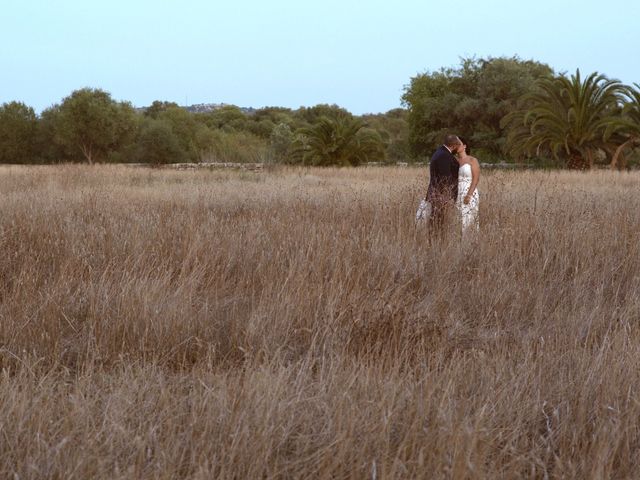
[126,162,265,172]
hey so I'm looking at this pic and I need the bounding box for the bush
[200,130,272,163]
[135,119,188,164]
[0,102,38,164]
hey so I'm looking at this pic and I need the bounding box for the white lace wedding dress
[457,163,479,232]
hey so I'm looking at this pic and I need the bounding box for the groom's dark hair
[443,134,461,147]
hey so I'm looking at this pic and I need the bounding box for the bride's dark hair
[458,137,470,155]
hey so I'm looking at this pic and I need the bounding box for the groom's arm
[429,155,455,202]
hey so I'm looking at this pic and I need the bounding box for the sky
[1,0,638,115]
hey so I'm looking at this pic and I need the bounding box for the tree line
[0,91,402,167]
[402,56,640,169]
[1,56,638,168]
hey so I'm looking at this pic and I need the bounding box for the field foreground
[0,165,639,479]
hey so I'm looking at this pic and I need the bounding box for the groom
[426,134,462,229]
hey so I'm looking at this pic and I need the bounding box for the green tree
[144,100,180,119]
[193,124,219,162]
[247,107,294,139]
[244,119,276,138]
[402,56,554,160]
[505,70,626,169]
[609,84,640,169]
[270,122,294,160]
[294,116,385,166]
[204,129,270,163]
[472,58,554,154]
[55,88,138,163]
[362,108,410,163]
[294,104,351,127]
[253,106,293,125]
[201,105,247,131]
[35,106,68,163]
[136,118,187,164]
[0,101,38,163]
[402,69,455,159]
[156,107,200,162]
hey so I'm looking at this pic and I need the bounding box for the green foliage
[247,107,295,139]
[200,105,248,131]
[361,108,410,163]
[155,107,200,162]
[270,123,295,160]
[0,90,407,165]
[35,106,67,163]
[136,119,188,164]
[622,85,640,133]
[0,102,38,163]
[294,104,351,126]
[293,115,385,166]
[402,56,554,160]
[504,70,626,169]
[193,124,219,161]
[12,58,640,169]
[202,129,271,163]
[402,68,461,159]
[244,118,276,139]
[253,106,294,125]
[144,100,180,119]
[54,88,138,163]
[609,84,640,168]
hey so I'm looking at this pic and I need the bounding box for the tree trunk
[567,152,589,170]
[619,152,627,169]
[586,150,594,169]
[610,137,637,169]
[80,143,94,164]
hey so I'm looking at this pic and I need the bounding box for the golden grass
[0,165,639,479]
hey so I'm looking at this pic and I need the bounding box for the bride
[456,137,480,232]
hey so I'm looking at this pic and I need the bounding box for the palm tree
[609,84,640,169]
[504,70,626,169]
[294,115,385,166]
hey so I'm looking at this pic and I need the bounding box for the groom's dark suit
[426,145,459,228]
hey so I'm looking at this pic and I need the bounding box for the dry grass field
[0,164,639,479]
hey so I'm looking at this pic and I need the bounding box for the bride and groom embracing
[416,134,480,234]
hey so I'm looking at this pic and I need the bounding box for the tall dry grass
[0,165,639,479]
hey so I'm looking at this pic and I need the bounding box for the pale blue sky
[1,0,638,114]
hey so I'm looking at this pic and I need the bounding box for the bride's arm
[464,158,481,204]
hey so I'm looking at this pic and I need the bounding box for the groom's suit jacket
[426,145,459,205]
